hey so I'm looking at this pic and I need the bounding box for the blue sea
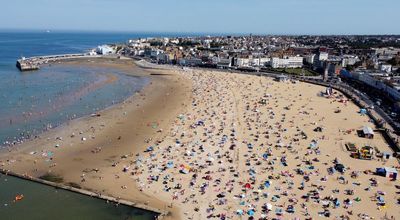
[0,31,189,146]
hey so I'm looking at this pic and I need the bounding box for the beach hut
[326,87,333,96]
[361,126,374,139]
[376,167,398,180]
[382,152,391,160]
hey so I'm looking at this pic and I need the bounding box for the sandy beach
[0,58,191,218]
[1,62,399,220]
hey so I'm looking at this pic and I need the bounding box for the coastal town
[3,34,400,220]
[101,35,400,127]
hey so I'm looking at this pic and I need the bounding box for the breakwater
[16,53,102,71]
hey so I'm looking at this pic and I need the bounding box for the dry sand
[1,63,399,220]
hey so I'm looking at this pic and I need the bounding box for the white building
[235,58,250,67]
[255,57,271,66]
[380,64,392,73]
[96,45,114,55]
[354,72,400,101]
[318,52,329,61]
[270,56,303,68]
[178,58,202,66]
[234,57,271,67]
[341,55,360,67]
[305,54,315,64]
[217,58,232,68]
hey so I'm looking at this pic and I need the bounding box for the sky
[0,0,399,35]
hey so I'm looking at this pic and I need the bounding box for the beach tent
[313,127,323,132]
[359,109,367,115]
[275,208,283,215]
[287,205,295,213]
[264,180,271,188]
[309,140,318,149]
[376,167,398,180]
[179,164,191,174]
[244,183,252,189]
[377,196,385,206]
[362,126,374,139]
[145,146,154,152]
[382,152,391,160]
[166,161,174,168]
[236,210,244,215]
[247,210,255,216]
[334,163,346,173]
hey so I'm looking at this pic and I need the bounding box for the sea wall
[16,53,104,71]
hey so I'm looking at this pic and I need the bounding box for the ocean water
[0,31,181,219]
[0,31,166,146]
[0,175,157,220]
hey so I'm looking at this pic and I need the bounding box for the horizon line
[1,28,400,37]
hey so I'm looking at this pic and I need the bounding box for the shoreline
[1,57,149,148]
[1,57,192,219]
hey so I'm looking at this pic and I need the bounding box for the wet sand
[1,64,399,220]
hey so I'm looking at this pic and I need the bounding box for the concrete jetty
[16,53,102,71]
[16,59,40,71]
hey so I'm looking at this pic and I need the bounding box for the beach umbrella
[264,181,271,188]
[166,161,174,168]
[47,151,54,157]
[145,146,154,152]
[247,209,255,216]
[244,183,252,189]
[266,203,272,210]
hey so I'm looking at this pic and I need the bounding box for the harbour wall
[16,53,105,71]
